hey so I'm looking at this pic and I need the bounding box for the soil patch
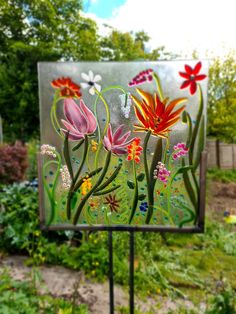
[0,255,205,314]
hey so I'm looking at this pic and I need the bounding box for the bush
[0,141,28,184]
[25,139,39,180]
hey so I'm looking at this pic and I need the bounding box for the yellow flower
[91,140,98,152]
[81,176,92,195]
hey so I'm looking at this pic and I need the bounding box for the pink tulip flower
[103,124,134,155]
[61,98,97,141]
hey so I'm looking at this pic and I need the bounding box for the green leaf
[182,110,187,123]
[72,139,84,151]
[71,193,78,209]
[95,163,122,192]
[171,165,193,185]
[193,117,205,171]
[185,112,193,148]
[149,138,162,188]
[137,173,145,182]
[94,185,121,196]
[182,160,197,210]
[189,85,203,159]
[127,180,135,189]
[138,194,146,201]
[73,167,102,191]
[63,132,73,181]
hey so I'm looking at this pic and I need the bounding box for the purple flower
[103,124,134,155]
[61,98,97,141]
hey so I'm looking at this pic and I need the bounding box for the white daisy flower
[81,70,102,95]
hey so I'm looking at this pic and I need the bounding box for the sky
[84,0,235,58]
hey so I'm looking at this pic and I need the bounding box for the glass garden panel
[38,61,208,228]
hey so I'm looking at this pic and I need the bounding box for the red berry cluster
[128,69,153,87]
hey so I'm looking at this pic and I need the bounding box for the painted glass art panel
[38,61,208,229]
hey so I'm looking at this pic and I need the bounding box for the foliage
[0,270,88,314]
[0,141,28,184]
[207,51,236,143]
[0,183,42,254]
[0,1,171,142]
[207,168,236,183]
[100,29,173,61]
[205,277,236,314]
[25,139,40,180]
[0,0,99,141]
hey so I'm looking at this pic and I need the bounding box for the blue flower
[139,202,148,212]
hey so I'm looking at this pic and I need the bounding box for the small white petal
[88,70,94,81]
[89,86,95,95]
[81,72,90,82]
[94,83,101,92]
[81,82,89,89]
[93,74,102,82]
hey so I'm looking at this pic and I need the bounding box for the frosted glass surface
[38,61,208,228]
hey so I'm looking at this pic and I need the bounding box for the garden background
[0,1,236,313]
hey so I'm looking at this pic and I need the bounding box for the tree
[0,1,171,141]
[207,52,236,143]
[0,0,101,141]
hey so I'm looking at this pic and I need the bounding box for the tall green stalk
[42,153,61,226]
[73,151,112,225]
[93,86,127,170]
[66,135,88,220]
[129,160,139,224]
[50,91,63,138]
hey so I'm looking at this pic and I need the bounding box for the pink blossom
[153,162,171,183]
[128,69,153,87]
[103,124,134,155]
[173,142,188,160]
[61,98,97,141]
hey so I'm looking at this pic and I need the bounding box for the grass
[0,270,88,314]
[207,168,236,183]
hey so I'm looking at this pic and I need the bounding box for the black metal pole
[108,230,114,314]
[129,230,135,314]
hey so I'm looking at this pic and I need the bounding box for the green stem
[163,136,170,164]
[43,159,60,225]
[129,160,139,224]
[50,91,63,137]
[73,151,112,225]
[189,85,203,164]
[156,206,175,225]
[143,131,154,224]
[153,73,164,101]
[73,135,89,185]
[93,86,127,170]
[178,205,196,228]
[66,135,89,220]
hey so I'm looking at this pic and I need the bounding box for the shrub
[25,139,40,180]
[0,141,28,184]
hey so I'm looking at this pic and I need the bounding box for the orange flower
[81,177,92,195]
[51,77,81,98]
[131,89,187,138]
[127,138,143,163]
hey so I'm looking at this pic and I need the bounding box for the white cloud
[85,0,236,58]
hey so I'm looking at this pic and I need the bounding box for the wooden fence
[206,139,236,169]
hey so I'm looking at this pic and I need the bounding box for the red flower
[127,138,143,163]
[179,62,206,95]
[51,77,82,98]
